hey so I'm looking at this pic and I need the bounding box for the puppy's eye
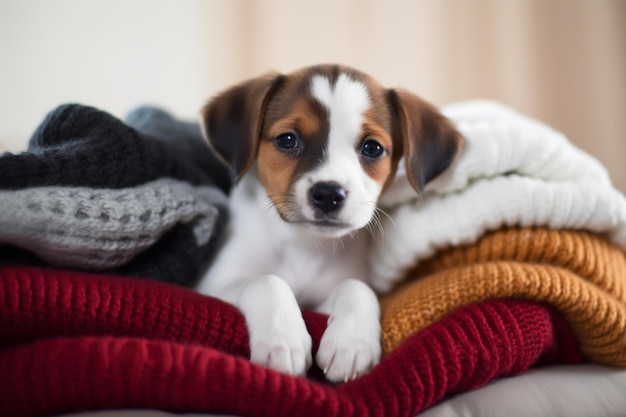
[275,132,299,150]
[360,139,385,159]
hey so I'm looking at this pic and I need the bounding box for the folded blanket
[0,179,226,270]
[0,104,230,192]
[372,100,626,292]
[381,228,626,366]
[0,266,581,417]
[0,105,231,287]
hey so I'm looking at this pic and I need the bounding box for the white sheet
[420,364,626,417]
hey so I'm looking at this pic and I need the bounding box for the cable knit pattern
[380,228,626,366]
[372,100,626,291]
[0,266,581,417]
[0,179,227,269]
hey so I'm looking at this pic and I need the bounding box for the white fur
[315,279,381,382]
[198,171,381,380]
[198,74,383,380]
[293,74,382,235]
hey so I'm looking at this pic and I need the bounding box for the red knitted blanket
[0,266,583,417]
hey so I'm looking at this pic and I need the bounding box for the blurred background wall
[1,0,624,192]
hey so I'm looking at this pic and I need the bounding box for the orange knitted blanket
[380,228,626,366]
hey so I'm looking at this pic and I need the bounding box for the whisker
[375,207,396,228]
[314,238,324,255]
[357,200,395,242]
[369,212,384,241]
[262,192,305,226]
[372,212,385,235]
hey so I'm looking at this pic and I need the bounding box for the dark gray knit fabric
[0,105,231,287]
[0,104,231,192]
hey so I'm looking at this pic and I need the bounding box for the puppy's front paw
[249,315,313,377]
[237,274,313,376]
[316,316,381,383]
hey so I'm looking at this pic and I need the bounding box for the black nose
[309,182,347,215]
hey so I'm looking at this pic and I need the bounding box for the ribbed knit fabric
[0,266,580,417]
[381,228,626,366]
[371,100,626,292]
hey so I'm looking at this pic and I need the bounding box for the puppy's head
[202,64,462,238]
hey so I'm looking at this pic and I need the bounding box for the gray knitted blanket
[0,179,227,270]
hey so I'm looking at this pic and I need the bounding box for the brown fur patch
[266,98,322,140]
[388,89,463,194]
[256,92,329,218]
[361,106,395,187]
[256,140,298,215]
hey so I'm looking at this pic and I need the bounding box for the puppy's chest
[271,236,369,308]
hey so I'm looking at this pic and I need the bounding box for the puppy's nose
[309,182,347,214]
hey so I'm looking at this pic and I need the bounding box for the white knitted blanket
[370,100,626,293]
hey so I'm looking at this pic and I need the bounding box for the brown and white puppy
[196,64,461,382]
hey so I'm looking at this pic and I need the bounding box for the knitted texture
[371,100,626,292]
[124,106,231,193]
[0,179,227,270]
[0,101,620,416]
[0,104,230,192]
[381,228,626,366]
[0,266,581,417]
[382,100,612,205]
[0,104,231,287]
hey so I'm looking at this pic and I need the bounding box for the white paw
[235,274,314,376]
[316,316,381,383]
[248,313,313,376]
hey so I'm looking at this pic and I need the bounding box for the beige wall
[1,0,625,192]
[0,0,214,150]
[211,0,626,193]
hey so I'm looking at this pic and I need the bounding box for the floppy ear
[387,89,463,194]
[201,73,284,181]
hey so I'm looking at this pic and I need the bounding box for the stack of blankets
[0,104,231,286]
[1,101,625,417]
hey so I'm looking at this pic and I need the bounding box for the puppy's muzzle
[309,181,347,218]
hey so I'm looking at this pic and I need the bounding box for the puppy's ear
[387,89,463,194]
[201,73,284,181]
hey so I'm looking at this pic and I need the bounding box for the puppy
[196,64,462,382]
